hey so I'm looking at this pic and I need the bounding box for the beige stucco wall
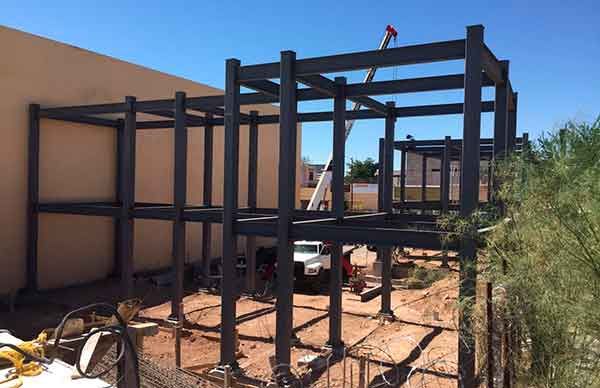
[0,26,301,293]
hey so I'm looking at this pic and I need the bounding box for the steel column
[246,111,259,294]
[441,136,451,213]
[458,25,484,388]
[26,104,40,292]
[492,61,509,206]
[379,101,396,318]
[275,51,298,373]
[329,77,346,349]
[113,119,124,278]
[493,61,509,158]
[202,114,214,281]
[507,93,518,152]
[220,59,241,367]
[119,96,136,298]
[171,92,188,319]
[421,156,428,201]
[377,138,384,211]
[400,150,407,203]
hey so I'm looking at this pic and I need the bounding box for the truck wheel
[310,270,326,294]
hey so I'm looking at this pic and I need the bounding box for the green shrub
[482,117,600,387]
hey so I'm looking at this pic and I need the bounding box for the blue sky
[2,1,599,164]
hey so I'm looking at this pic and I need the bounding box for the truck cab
[294,240,330,273]
[293,241,353,291]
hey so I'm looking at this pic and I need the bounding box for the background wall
[0,26,300,293]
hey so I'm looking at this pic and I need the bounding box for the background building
[0,26,300,294]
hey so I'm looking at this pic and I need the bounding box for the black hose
[50,302,140,388]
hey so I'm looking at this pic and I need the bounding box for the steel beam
[220,59,241,368]
[482,44,503,85]
[171,92,187,319]
[241,80,280,97]
[298,74,387,114]
[26,104,40,292]
[275,51,297,374]
[329,77,346,349]
[119,96,136,298]
[239,39,466,81]
[245,111,259,294]
[458,25,484,388]
[39,110,118,127]
[202,114,214,283]
[380,101,396,318]
[345,73,493,97]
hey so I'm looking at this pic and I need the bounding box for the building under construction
[2,23,524,388]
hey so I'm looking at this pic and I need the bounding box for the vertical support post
[220,58,241,368]
[441,136,451,214]
[26,104,40,292]
[459,25,484,388]
[202,114,214,281]
[328,77,346,350]
[246,111,259,294]
[487,282,495,388]
[117,96,136,388]
[421,156,428,202]
[375,138,384,266]
[507,93,518,153]
[379,101,396,319]
[113,119,124,278]
[492,61,509,206]
[441,136,451,269]
[521,132,529,155]
[171,91,188,319]
[120,96,136,299]
[400,150,407,203]
[276,50,298,373]
[377,138,384,211]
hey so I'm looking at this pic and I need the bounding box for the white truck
[293,241,355,291]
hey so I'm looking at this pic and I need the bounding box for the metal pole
[120,96,136,299]
[492,61,509,206]
[329,77,346,350]
[202,113,214,283]
[175,303,183,368]
[379,101,395,319]
[113,119,123,279]
[275,50,298,373]
[377,138,384,211]
[172,91,188,319]
[358,356,366,388]
[246,111,259,294]
[421,155,428,202]
[26,104,40,292]
[507,93,518,153]
[458,25,484,388]
[400,149,407,203]
[487,282,494,388]
[375,138,384,265]
[220,58,241,368]
[441,136,451,269]
[441,136,451,214]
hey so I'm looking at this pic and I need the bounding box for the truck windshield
[294,244,319,254]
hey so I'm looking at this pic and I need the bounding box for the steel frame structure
[27,25,519,387]
[391,135,527,211]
